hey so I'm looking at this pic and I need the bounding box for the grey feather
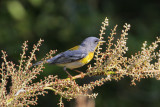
[47,50,87,64]
[32,60,43,66]
[33,37,100,66]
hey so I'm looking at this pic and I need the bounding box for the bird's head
[80,37,105,52]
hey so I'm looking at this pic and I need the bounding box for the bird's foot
[80,72,84,78]
[64,70,72,80]
[68,74,73,80]
[74,70,84,78]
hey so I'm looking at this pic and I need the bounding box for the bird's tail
[32,58,54,66]
[32,60,44,66]
[33,54,59,66]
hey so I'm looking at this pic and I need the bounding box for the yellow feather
[79,52,94,64]
[69,45,79,51]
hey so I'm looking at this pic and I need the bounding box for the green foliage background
[0,0,160,107]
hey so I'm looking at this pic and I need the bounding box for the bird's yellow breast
[69,45,94,64]
[79,52,94,64]
[57,52,94,69]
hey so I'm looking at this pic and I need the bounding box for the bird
[34,37,105,77]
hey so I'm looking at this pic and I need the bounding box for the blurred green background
[1,0,160,107]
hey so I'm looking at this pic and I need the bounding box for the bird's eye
[94,40,98,43]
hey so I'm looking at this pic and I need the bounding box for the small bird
[34,37,105,77]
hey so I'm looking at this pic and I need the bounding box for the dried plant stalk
[0,17,159,107]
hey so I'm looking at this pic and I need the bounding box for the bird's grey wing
[47,50,87,64]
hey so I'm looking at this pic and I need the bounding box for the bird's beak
[99,40,106,43]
